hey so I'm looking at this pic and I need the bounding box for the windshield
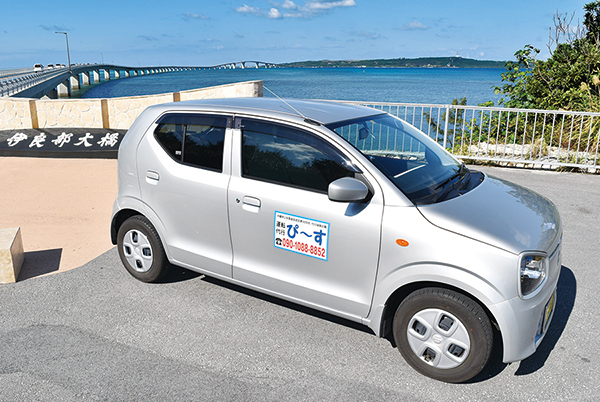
[326,114,468,204]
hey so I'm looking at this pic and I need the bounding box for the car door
[136,113,233,278]
[228,118,384,319]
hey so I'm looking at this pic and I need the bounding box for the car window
[154,114,230,172]
[155,122,184,160]
[240,120,354,192]
[184,124,226,171]
[327,114,466,204]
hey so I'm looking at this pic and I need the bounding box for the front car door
[228,118,384,319]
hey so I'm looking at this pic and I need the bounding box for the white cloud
[236,0,355,19]
[268,8,283,18]
[237,4,263,16]
[400,20,428,31]
[305,0,356,11]
[350,30,385,40]
[183,12,210,20]
[282,0,298,9]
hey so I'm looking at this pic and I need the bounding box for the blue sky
[0,0,588,69]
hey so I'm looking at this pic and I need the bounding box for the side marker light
[396,239,409,247]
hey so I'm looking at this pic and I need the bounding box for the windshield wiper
[431,164,469,203]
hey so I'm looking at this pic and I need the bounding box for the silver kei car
[111,97,561,383]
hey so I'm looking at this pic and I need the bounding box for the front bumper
[491,250,561,363]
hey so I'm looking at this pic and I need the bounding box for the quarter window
[154,114,230,172]
[241,120,355,192]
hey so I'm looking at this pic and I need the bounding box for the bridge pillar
[114,70,120,79]
[46,88,58,99]
[92,70,100,83]
[70,74,80,90]
[57,80,70,97]
[103,69,111,80]
[81,71,90,86]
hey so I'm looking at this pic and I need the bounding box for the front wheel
[117,215,170,283]
[392,288,493,383]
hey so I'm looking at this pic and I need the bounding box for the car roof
[146,97,384,126]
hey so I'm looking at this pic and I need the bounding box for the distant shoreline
[279,56,506,69]
[278,66,503,69]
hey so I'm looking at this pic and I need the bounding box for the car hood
[416,174,561,254]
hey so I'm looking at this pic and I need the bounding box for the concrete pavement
[0,166,598,401]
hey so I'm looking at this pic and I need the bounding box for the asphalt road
[1,166,598,401]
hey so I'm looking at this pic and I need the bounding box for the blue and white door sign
[274,211,330,261]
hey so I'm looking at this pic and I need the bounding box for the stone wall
[35,99,104,129]
[0,98,32,130]
[0,80,263,130]
[106,93,174,130]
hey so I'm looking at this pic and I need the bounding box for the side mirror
[359,126,370,140]
[328,177,369,202]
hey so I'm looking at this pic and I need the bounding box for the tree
[584,1,600,41]
[494,1,600,112]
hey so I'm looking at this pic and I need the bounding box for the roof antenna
[263,85,321,126]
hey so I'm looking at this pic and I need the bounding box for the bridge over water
[0,61,278,99]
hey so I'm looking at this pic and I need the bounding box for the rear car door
[136,113,233,277]
[228,118,384,318]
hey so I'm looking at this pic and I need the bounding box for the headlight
[520,254,547,297]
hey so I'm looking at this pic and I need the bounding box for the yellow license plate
[543,291,556,333]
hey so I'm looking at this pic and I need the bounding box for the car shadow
[152,264,369,333]
[157,265,203,283]
[199,274,372,334]
[468,265,576,382]
[155,264,576,381]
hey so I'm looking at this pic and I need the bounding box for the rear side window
[154,114,230,172]
[240,119,355,192]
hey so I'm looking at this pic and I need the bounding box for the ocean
[79,67,504,106]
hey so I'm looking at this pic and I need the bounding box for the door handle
[242,196,261,213]
[146,170,160,185]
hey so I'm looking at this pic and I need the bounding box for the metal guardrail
[0,68,69,97]
[1,61,278,98]
[0,68,35,79]
[2,74,598,171]
[340,101,600,171]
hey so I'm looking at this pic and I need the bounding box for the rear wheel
[117,215,170,283]
[392,288,493,383]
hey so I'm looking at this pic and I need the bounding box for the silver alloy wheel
[406,308,471,370]
[122,229,154,273]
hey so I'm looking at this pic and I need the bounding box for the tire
[117,215,170,283]
[392,288,493,383]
